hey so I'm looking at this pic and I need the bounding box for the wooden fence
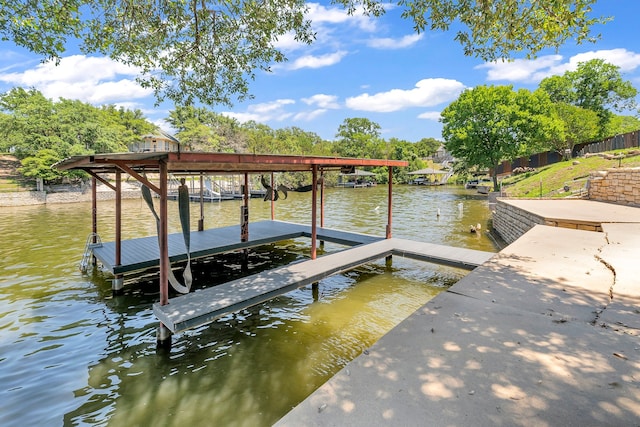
[494,130,640,176]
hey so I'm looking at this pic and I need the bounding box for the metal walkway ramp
[153,238,494,333]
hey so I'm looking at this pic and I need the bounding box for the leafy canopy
[0,0,314,107]
[0,0,607,107]
[441,85,561,190]
[549,103,600,155]
[329,0,605,61]
[539,59,638,135]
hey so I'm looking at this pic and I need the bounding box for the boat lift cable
[141,178,192,294]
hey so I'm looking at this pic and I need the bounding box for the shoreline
[0,184,142,207]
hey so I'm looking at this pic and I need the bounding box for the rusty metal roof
[53,152,407,174]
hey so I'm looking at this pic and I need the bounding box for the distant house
[433,145,453,164]
[129,131,180,153]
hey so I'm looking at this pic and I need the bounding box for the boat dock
[91,220,383,275]
[153,237,494,333]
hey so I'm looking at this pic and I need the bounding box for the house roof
[141,130,181,144]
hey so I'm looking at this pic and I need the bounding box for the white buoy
[436,208,441,217]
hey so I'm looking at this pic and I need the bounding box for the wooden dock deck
[153,238,494,333]
[92,220,382,275]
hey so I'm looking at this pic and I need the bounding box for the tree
[540,59,638,136]
[441,85,560,191]
[549,103,599,156]
[0,87,156,180]
[334,118,382,158]
[0,1,607,107]
[413,137,441,158]
[167,106,247,152]
[19,149,63,182]
[606,115,640,136]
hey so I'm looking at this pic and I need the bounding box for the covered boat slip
[53,152,406,337]
[92,220,383,275]
[54,151,493,342]
[154,238,494,333]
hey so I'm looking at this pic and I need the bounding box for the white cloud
[479,49,640,83]
[273,33,307,52]
[0,54,152,103]
[287,51,348,70]
[293,109,328,121]
[367,34,424,49]
[346,78,465,112]
[567,48,640,73]
[306,2,377,32]
[301,94,340,109]
[477,55,563,82]
[221,99,296,123]
[418,111,442,120]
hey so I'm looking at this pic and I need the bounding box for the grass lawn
[501,149,640,198]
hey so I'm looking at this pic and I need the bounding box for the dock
[92,220,382,275]
[153,237,493,333]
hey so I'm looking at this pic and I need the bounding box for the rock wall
[0,189,141,207]
[494,167,640,244]
[492,200,546,245]
[588,167,640,207]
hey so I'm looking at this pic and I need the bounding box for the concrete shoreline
[276,201,640,426]
[0,183,141,207]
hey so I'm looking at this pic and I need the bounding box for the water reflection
[0,185,495,427]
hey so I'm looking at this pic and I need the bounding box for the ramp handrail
[80,232,102,272]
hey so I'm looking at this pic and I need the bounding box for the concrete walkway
[500,198,640,228]
[275,203,640,426]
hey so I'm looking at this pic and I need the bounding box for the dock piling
[112,276,124,295]
[156,323,172,349]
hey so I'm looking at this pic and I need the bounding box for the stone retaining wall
[493,200,604,245]
[0,190,141,207]
[494,167,640,244]
[492,200,546,244]
[588,167,640,207]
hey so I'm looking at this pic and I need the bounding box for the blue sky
[1,1,639,143]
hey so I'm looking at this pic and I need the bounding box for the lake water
[0,185,495,427]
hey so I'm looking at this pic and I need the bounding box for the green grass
[501,149,640,198]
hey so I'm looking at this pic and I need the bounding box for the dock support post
[159,161,170,306]
[312,282,319,301]
[311,165,318,260]
[270,172,275,220]
[115,170,121,263]
[113,170,123,294]
[198,173,204,231]
[319,170,325,250]
[91,176,97,267]
[158,161,172,348]
[156,323,172,349]
[386,167,393,266]
[241,173,249,271]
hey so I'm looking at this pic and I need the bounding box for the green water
[0,185,496,427]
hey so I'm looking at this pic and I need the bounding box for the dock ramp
[153,238,494,333]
